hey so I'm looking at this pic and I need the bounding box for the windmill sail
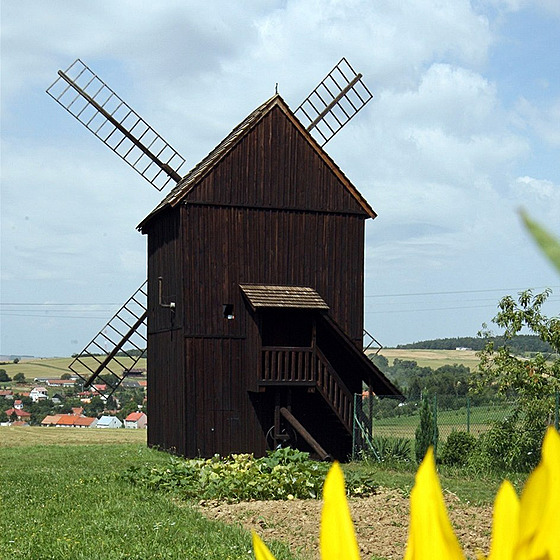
[295,57,373,146]
[47,59,185,191]
[68,282,147,398]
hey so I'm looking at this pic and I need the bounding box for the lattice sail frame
[47,59,185,191]
[295,57,373,146]
[68,282,147,399]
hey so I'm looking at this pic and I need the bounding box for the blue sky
[1,0,559,357]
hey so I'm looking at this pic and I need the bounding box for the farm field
[0,425,147,447]
[0,355,147,380]
[0,349,472,383]
[375,348,480,370]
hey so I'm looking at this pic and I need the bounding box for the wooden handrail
[260,346,353,434]
[314,348,353,432]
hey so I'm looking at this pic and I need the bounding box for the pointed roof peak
[139,94,375,230]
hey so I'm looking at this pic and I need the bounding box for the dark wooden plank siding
[185,336,266,456]
[182,204,364,341]
[186,106,367,216]
[147,329,186,454]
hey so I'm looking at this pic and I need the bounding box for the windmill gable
[138,95,375,231]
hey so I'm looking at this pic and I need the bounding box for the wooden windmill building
[47,58,401,461]
[138,94,400,460]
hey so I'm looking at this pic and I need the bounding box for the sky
[1,0,559,358]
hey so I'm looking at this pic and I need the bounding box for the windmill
[46,57,375,400]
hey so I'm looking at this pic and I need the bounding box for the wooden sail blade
[295,57,373,146]
[46,59,185,191]
[68,281,147,399]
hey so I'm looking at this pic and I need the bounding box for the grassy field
[375,348,480,370]
[0,425,147,447]
[0,355,147,381]
[0,349,477,386]
[0,427,301,560]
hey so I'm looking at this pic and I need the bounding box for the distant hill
[396,335,554,354]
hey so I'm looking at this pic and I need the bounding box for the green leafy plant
[362,436,412,464]
[123,447,378,502]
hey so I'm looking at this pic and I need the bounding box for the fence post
[352,393,358,461]
[467,396,471,434]
[555,390,559,432]
[433,394,438,455]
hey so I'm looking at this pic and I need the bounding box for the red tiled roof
[5,408,31,418]
[74,416,96,427]
[56,414,80,426]
[125,412,145,421]
[41,415,62,425]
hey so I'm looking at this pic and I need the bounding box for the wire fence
[352,391,560,461]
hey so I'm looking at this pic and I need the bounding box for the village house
[4,405,31,420]
[30,386,49,402]
[124,411,147,429]
[96,415,122,429]
[46,379,76,388]
[40,413,97,428]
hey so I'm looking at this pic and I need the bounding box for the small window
[223,304,235,320]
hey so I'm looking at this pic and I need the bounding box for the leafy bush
[469,398,551,473]
[440,430,476,467]
[123,447,378,502]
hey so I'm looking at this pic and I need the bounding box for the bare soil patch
[198,487,492,560]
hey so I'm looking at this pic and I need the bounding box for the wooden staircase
[259,345,353,437]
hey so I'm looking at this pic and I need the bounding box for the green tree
[13,372,26,383]
[84,396,105,417]
[0,369,11,382]
[117,399,139,421]
[474,289,559,398]
[414,396,438,463]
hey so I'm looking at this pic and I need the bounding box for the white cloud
[514,97,560,147]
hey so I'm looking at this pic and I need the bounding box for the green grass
[0,431,301,560]
[343,460,526,505]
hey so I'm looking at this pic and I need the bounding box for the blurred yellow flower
[404,446,465,560]
[252,427,560,560]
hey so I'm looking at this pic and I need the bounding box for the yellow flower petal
[404,447,465,560]
[320,461,361,560]
[515,427,560,560]
[252,531,278,560]
[487,481,520,560]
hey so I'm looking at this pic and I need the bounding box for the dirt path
[198,487,492,559]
